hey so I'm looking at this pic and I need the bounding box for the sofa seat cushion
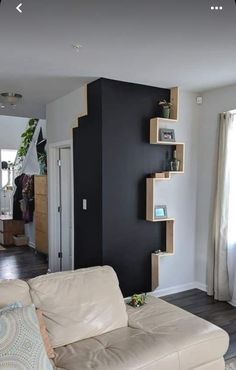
[0,279,32,308]
[53,327,180,370]
[127,296,229,370]
[28,266,128,348]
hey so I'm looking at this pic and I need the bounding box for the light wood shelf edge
[170,87,179,121]
[147,218,175,223]
[150,170,184,179]
[146,178,155,221]
[151,141,184,146]
[151,253,160,290]
[78,85,88,125]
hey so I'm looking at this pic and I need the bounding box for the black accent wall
[74,78,171,296]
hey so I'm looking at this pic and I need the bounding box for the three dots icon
[210,5,223,10]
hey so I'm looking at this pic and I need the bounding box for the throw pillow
[0,304,53,370]
[36,309,55,359]
[0,302,22,315]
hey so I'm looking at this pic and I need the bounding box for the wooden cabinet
[0,216,24,246]
[34,176,48,254]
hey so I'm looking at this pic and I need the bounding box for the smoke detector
[72,43,83,51]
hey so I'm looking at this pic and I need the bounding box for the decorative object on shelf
[158,99,173,119]
[170,150,181,171]
[154,250,162,254]
[159,128,175,142]
[128,294,146,308]
[154,205,167,219]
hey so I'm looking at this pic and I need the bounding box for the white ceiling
[1,0,236,118]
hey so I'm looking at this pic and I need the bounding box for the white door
[58,147,72,271]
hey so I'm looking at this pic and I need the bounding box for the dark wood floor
[0,246,48,280]
[162,288,236,360]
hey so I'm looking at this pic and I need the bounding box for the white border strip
[151,281,207,298]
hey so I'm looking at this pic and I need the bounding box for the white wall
[0,115,28,149]
[195,84,236,288]
[46,87,85,144]
[154,90,200,293]
[46,86,85,272]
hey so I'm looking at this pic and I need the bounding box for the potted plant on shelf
[158,100,172,119]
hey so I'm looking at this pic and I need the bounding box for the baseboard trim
[194,282,207,292]
[228,299,236,307]
[152,281,207,297]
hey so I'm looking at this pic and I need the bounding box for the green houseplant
[129,294,146,308]
[158,100,173,119]
[17,118,47,174]
[18,118,39,158]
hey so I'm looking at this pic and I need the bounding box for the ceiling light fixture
[0,92,23,108]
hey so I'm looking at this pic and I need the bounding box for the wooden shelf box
[151,219,175,291]
[153,87,179,123]
[149,117,185,173]
[147,178,178,222]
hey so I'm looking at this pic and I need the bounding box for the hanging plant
[18,118,39,158]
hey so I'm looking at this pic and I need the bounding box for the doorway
[48,141,74,272]
[0,116,48,280]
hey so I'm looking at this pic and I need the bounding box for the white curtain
[207,112,236,302]
[227,115,236,305]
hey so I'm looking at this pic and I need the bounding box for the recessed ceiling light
[72,43,83,51]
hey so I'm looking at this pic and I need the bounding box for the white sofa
[0,266,229,370]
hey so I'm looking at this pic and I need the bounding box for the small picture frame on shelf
[154,205,167,219]
[159,128,175,142]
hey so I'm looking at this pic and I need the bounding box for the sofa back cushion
[28,266,128,348]
[0,279,32,308]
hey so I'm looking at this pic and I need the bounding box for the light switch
[196,96,203,105]
[82,199,87,210]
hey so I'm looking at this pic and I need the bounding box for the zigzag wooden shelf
[146,87,184,291]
